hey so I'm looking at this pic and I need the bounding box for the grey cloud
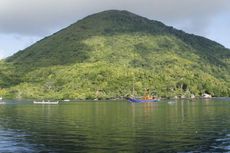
[0,0,229,36]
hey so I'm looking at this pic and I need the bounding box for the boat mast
[132,76,135,96]
[132,33,138,97]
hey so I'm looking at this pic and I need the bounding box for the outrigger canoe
[33,101,59,104]
[128,98,160,103]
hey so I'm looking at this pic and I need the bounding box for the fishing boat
[127,79,160,103]
[128,78,160,103]
[128,97,160,103]
[33,100,59,104]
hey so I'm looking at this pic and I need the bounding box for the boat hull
[33,101,59,104]
[128,98,160,103]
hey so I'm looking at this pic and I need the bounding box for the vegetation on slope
[1,10,230,99]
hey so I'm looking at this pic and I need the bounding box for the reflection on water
[0,98,229,152]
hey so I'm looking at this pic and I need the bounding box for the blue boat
[128,98,160,103]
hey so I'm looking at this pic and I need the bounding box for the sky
[0,0,230,59]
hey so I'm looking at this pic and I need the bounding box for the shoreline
[1,97,230,102]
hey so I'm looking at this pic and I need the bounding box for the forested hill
[1,10,230,99]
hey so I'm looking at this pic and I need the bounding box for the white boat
[33,100,59,104]
[0,101,5,104]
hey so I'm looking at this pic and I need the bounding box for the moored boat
[33,100,59,104]
[128,98,160,103]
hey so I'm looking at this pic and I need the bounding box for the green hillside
[1,10,230,99]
